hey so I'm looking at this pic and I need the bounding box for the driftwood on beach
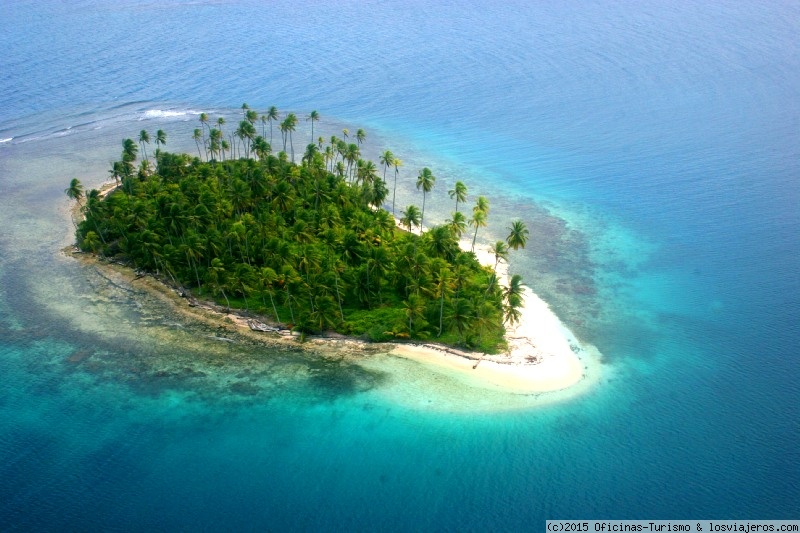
[248,320,280,333]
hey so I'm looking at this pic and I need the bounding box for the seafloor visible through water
[0,1,797,528]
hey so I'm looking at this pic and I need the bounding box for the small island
[67,107,593,395]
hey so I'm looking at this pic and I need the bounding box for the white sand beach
[387,216,600,395]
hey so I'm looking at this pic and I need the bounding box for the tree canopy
[73,116,526,352]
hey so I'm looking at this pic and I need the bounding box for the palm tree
[363,178,389,209]
[505,274,524,304]
[334,161,346,179]
[504,274,525,326]
[199,113,209,158]
[416,167,435,229]
[65,178,84,205]
[403,293,426,335]
[138,159,152,178]
[379,150,394,183]
[469,209,487,252]
[192,129,203,159]
[236,120,256,158]
[259,267,281,322]
[506,219,529,250]
[430,260,452,336]
[257,114,267,138]
[121,138,138,180]
[216,117,225,143]
[446,211,467,239]
[344,143,360,181]
[213,125,224,161]
[253,136,271,161]
[448,181,467,213]
[209,128,223,161]
[279,119,288,154]
[81,231,102,253]
[108,161,123,187]
[181,231,205,289]
[155,129,167,155]
[357,159,378,187]
[302,143,318,165]
[425,225,458,260]
[378,150,395,212]
[122,138,138,162]
[504,300,523,326]
[206,257,231,310]
[355,128,366,145]
[241,102,249,117]
[447,297,473,345]
[341,128,349,141]
[474,195,489,216]
[138,130,150,162]
[246,109,258,125]
[400,205,421,233]
[266,106,279,145]
[307,110,320,140]
[490,241,509,271]
[282,113,298,162]
[392,157,402,216]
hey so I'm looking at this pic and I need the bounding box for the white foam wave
[141,109,201,120]
[0,137,12,144]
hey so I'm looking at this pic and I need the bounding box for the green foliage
[76,126,511,351]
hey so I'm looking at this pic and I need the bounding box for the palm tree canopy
[446,211,468,238]
[400,205,422,231]
[65,178,84,203]
[78,124,514,348]
[416,167,435,193]
[448,181,468,211]
[470,209,487,228]
[490,240,509,268]
[379,150,394,169]
[122,138,138,162]
[474,195,489,215]
[506,220,530,250]
[505,273,525,300]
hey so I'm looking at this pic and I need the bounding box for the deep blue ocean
[1,1,798,529]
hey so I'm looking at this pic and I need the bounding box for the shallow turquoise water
[0,1,798,528]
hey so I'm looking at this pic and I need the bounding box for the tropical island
[66,106,595,395]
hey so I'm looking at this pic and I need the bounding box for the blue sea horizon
[0,1,797,529]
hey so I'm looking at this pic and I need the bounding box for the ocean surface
[1,1,798,529]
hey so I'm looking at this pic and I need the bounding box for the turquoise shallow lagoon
[0,1,798,528]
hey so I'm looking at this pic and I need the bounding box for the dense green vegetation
[70,109,528,352]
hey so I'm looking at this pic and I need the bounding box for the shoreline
[386,213,601,395]
[70,180,602,401]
